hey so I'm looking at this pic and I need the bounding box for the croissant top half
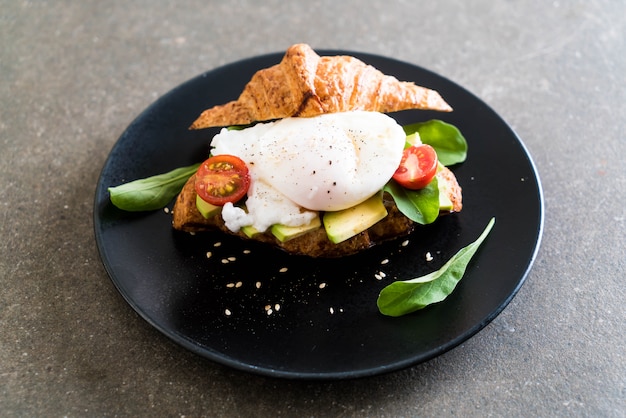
[189,43,452,129]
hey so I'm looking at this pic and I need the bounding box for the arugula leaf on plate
[377,217,495,317]
[108,163,200,212]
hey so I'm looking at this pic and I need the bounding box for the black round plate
[94,50,543,380]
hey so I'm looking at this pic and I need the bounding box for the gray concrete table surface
[1,0,624,416]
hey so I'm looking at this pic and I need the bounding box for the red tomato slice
[392,144,438,190]
[195,155,250,206]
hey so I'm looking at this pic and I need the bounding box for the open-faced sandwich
[107,43,493,315]
[169,43,464,258]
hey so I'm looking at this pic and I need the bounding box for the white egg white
[210,111,406,232]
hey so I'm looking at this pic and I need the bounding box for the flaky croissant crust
[190,44,452,129]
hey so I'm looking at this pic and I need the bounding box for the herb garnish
[377,217,495,317]
[108,163,200,211]
[403,119,468,166]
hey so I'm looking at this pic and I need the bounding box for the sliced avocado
[405,132,421,147]
[435,163,454,212]
[241,224,260,238]
[196,194,221,219]
[323,193,388,244]
[438,187,454,212]
[271,216,322,242]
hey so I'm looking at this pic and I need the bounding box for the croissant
[189,43,452,129]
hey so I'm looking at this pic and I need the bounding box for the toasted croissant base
[171,167,462,258]
[190,44,452,129]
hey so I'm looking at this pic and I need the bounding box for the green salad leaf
[383,178,440,225]
[108,163,200,212]
[403,120,468,166]
[377,217,495,317]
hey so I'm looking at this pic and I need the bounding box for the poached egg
[210,111,406,232]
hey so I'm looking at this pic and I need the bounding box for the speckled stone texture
[1,0,624,416]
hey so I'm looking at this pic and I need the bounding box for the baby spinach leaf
[108,163,200,212]
[403,120,468,166]
[383,178,440,225]
[377,217,495,317]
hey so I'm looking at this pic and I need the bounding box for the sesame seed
[255,281,262,289]
[163,207,170,214]
[319,283,326,289]
[243,249,251,254]
[274,304,281,311]
[374,273,382,281]
[426,252,433,262]
[226,283,235,288]
[224,309,232,316]
[329,307,335,314]
[214,242,222,247]
[228,256,236,262]
[380,271,387,278]
[235,281,243,288]
[266,308,273,315]
[279,267,288,273]
[221,259,229,264]
[381,259,389,265]
[401,240,409,247]
[206,251,212,258]
[264,304,272,311]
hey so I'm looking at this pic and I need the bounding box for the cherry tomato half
[392,144,439,190]
[195,155,251,206]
